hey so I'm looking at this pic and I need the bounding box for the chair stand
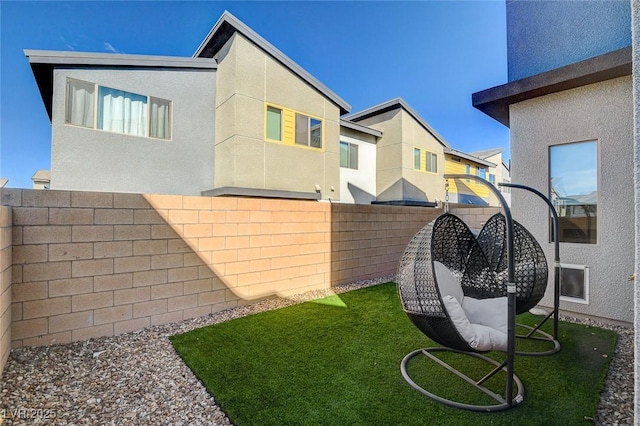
[516,314,561,356]
[400,347,525,412]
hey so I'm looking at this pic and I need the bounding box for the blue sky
[0,1,509,189]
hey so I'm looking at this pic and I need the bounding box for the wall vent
[560,264,589,304]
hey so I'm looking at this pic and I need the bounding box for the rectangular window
[549,141,597,244]
[426,152,437,173]
[65,78,171,140]
[266,106,282,141]
[294,113,323,148]
[66,78,95,128]
[340,141,358,169]
[414,148,421,170]
[98,86,148,137]
[489,174,496,184]
[478,167,486,179]
[465,164,471,182]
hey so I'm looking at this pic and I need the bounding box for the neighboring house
[345,98,448,206]
[25,11,502,207]
[31,169,50,189]
[443,148,497,206]
[0,179,7,188]
[473,1,632,323]
[470,148,511,206]
[338,120,382,204]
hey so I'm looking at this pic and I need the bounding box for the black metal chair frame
[398,174,525,411]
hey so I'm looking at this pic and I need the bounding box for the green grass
[170,283,617,425]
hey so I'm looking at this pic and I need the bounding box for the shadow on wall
[347,183,376,205]
[5,188,443,348]
[451,180,489,206]
[377,178,431,203]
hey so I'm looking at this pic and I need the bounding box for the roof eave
[346,97,450,148]
[444,148,496,168]
[194,11,351,115]
[339,119,383,138]
[472,46,631,127]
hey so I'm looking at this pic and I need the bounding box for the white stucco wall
[510,75,634,323]
[338,130,377,204]
[51,67,216,195]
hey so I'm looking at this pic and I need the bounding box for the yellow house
[444,148,498,206]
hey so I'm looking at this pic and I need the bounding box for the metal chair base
[400,347,525,412]
[516,323,561,356]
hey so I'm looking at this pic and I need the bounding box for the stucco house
[473,1,632,323]
[26,11,502,207]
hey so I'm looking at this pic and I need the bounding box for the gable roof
[194,11,350,115]
[444,148,496,168]
[339,119,383,138]
[25,50,216,120]
[469,147,503,160]
[344,97,450,148]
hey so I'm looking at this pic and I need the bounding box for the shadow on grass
[170,283,616,425]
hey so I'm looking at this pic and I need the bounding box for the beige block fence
[0,188,499,374]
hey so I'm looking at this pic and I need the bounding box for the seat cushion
[442,294,508,352]
[462,296,508,334]
[434,261,464,304]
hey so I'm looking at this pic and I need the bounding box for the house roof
[472,46,631,127]
[444,148,496,168]
[344,98,450,148]
[24,50,217,120]
[339,119,383,138]
[469,147,503,160]
[194,11,351,115]
[31,169,51,182]
[0,178,8,188]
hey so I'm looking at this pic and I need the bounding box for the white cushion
[434,261,464,304]
[442,295,508,352]
[441,295,475,343]
[462,296,508,334]
[470,324,508,352]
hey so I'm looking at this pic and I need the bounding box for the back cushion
[434,261,464,304]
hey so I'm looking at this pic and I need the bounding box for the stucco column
[632,0,640,422]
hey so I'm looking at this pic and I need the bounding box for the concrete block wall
[1,189,443,349]
[0,206,11,373]
[449,205,501,230]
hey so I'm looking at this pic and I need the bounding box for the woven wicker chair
[397,212,549,411]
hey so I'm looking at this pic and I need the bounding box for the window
[477,167,486,179]
[489,174,496,184]
[66,78,95,128]
[340,141,358,169]
[295,114,323,148]
[266,106,282,141]
[65,78,171,140]
[465,164,471,182]
[549,141,597,244]
[414,148,437,173]
[426,152,437,173]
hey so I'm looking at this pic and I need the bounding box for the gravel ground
[0,278,633,425]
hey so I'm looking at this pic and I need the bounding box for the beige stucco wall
[355,108,445,203]
[214,33,341,200]
[510,75,633,323]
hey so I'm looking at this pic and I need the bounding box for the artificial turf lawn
[170,282,617,425]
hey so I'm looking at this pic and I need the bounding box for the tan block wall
[2,188,442,349]
[449,205,502,229]
[0,206,11,373]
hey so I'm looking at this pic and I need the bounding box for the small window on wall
[560,264,589,304]
[266,106,282,141]
[549,141,597,244]
[66,78,95,128]
[295,113,323,148]
[414,148,421,170]
[340,141,358,169]
[426,152,437,173]
[477,167,486,179]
